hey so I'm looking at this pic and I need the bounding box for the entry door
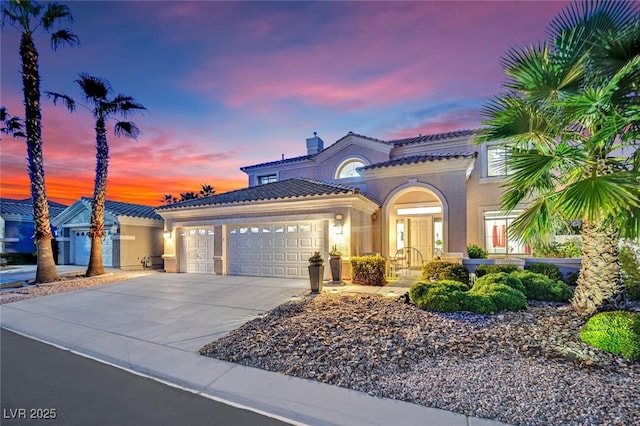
[408,217,433,263]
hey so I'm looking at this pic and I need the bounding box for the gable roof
[359,152,478,171]
[0,198,68,217]
[79,197,162,220]
[240,129,480,172]
[158,178,379,210]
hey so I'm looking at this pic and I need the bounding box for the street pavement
[1,329,289,426]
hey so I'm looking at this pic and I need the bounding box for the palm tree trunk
[20,32,59,283]
[571,221,628,316]
[86,118,108,277]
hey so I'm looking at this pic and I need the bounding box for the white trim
[113,235,135,241]
[360,157,476,180]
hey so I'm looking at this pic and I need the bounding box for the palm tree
[479,0,640,316]
[161,194,178,205]
[48,74,146,276]
[199,183,215,198]
[1,1,78,283]
[179,191,199,202]
[0,107,25,139]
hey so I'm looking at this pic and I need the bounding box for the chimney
[306,132,324,155]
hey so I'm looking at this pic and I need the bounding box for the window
[258,174,277,185]
[336,159,365,179]
[484,211,528,255]
[486,145,511,177]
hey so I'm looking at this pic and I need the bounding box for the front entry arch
[382,182,447,271]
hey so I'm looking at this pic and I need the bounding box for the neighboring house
[158,130,519,279]
[52,198,164,270]
[0,198,68,254]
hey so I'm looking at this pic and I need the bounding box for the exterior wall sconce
[334,214,343,235]
[163,230,172,239]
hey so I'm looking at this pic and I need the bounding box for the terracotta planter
[329,256,342,282]
[308,263,324,293]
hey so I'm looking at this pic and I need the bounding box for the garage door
[73,230,113,267]
[227,221,326,278]
[180,227,215,273]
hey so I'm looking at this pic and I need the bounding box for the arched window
[336,159,365,179]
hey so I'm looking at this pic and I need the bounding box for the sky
[1,0,571,207]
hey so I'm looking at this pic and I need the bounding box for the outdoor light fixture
[334,214,343,235]
[163,230,172,239]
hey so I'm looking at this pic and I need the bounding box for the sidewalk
[1,273,509,426]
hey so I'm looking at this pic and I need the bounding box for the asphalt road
[0,329,290,426]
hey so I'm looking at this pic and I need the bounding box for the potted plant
[308,251,324,293]
[329,245,342,283]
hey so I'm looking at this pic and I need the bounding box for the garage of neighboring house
[227,221,326,278]
[158,179,380,278]
[72,228,113,266]
[52,197,164,270]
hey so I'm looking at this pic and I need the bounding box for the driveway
[1,273,308,353]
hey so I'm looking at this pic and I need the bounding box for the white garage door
[73,230,113,267]
[227,221,326,278]
[180,227,215,273]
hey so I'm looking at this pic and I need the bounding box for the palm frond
[76,73,111,103]
[590,20,640,78]
[507,197,557,243]
[555,171,640,222]
[41,3,73,31]
[112,94,147,117]
[45,91,76,112]
[50,28,79,50]
[114,121,141,139]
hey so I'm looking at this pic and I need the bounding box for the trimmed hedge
[409,275,527,314]
[422,261,470,286]
[350,255,387,286]
[524,262,564,283]
[473,272,525,294]
[0,252,37,265]
[580,311,640,360]
[510,270,572,302]
[467,244,488,259]
[474,263,520,278]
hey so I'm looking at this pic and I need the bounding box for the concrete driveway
[1,273,308,353]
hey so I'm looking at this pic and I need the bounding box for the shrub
[580,311,640,360]
[459,293,496,314]
[1,252,37,265]
[470,282,527,311]
[350,255,386,286]
[532,240,581,258]
[525,262,564,282]
[473,272,525,294]
[619,246,640,300]
[474,263,520,278]
[422,261,470,286]
[409,280,469,312]
[467,244,488,259]
[511,270,572,302]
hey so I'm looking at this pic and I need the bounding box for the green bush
[0,252,37,265]
[511,270,572,302]
[470,282,527,311]
[532,240,582,258]
[474,263,520,278]
[467,244,488,259]
[473,272,526,294]
[408,280,469,312]
[350,255,387,286]
[409,277,526,314]
[422,261,470,286]
[619,246,640,300]
[525,262,564,282]
[580,311,640,360]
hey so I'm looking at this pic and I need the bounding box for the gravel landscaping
[200,293,640,426]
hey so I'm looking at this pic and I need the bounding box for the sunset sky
[1,0,570,207]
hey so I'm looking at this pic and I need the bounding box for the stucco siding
[118,224,163,270]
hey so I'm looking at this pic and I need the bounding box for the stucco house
[0,198,67,255]
[158,130,521,279]
[52,198,164,270]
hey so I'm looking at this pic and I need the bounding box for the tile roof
[158,178,379,210]
[240,154,313,172]
[359,152,478,171]
[0,198,68,217]
[80,197,162,220]
[389,129,478,147]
